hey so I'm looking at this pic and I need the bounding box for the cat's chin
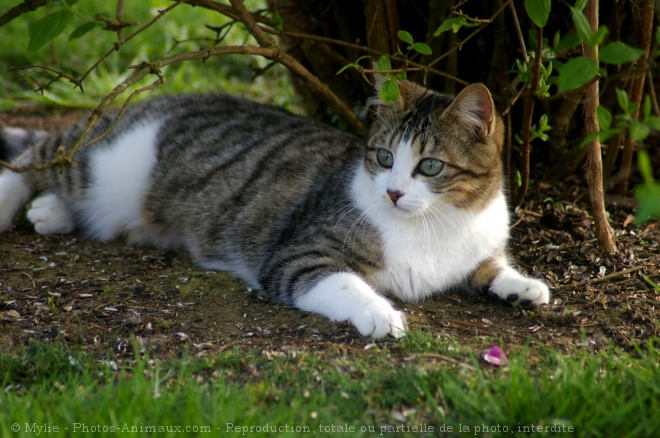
[387,204,426,220]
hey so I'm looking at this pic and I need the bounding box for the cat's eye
[376,149,394,168]
[417,158,444,177]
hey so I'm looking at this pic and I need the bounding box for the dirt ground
[1,112,659,361]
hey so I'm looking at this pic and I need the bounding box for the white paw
[0,170,32,232]
[351,295,407,339]
[27,193,75,235]
[296,272,408,339]
[490,268,550,307]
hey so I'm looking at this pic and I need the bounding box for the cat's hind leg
[0,170,33,232]
[27,192,75,235]
[472,254,550,307]
[296,272,407,339]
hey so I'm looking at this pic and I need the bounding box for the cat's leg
[26,192,75,235]
[471,253,550,306]
[295,272,407,339]
[0,170,33,232]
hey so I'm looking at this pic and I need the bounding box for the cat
[0,80,550,338]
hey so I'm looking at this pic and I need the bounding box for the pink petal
[483,346,508,366]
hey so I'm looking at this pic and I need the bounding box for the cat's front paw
[295,272,408,339]
[489,268,550,307]
[351,296,407,339]
[27,193,75,235]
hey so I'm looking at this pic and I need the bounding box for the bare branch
[515,24,543,206]
[0,0,47,28]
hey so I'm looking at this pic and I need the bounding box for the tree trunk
[584,0,618,254]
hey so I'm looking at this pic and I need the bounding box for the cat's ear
[441,83,497,137]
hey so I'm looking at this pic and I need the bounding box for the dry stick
[116,0,126,42]
[556,266,643,290]
[615,0,655,196]
[507,0,527,62]
[584,0,618,254]
[647,76,660,117]
[515,24,543,206]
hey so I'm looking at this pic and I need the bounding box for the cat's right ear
[441,83,497,138]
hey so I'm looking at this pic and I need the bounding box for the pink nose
[387,190,404,204]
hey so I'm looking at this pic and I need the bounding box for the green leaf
[433,17,464,36]
[578,131,600,149]
[28,9,73,52]
[574,0,587,11]
[638,150,654,184]
[591,26,609,46]
[634,182,660,224]
[412,42,432,55]
[616,88,630,111]
[599,41,645,64]
[570,6,593,46]
[394,71,407,80]
[645,115,660,131]
[556,56,598,92]
[555,32,581,52]
[380,79,400,103]
[596,106,612,129]
[629,121,650,142]
[336,55,370,75]
[525,0,551,28]
[376,56,392,73]
[643,95,652,119]
[69,21,97,40]
[397,30,414,44]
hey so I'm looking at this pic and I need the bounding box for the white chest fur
[351,166,510,302]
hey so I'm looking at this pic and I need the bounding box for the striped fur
[0,81,550,338]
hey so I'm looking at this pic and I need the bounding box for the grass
[2,334,659,437]
[0,0,299,111]
[2,3,660,437]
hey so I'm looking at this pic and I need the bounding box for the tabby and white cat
[0,80,550,338]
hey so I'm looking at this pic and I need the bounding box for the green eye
[418,158,444,177]
[376,149,394,168]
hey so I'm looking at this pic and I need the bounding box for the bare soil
[1,113,659,361]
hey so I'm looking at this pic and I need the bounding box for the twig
[5,44,366,173]
[427,0,512,70]
[228,0,274,47]
[556,266,643,290]
[0,0,47,28]
[508,0,527,61]
[82,77,166,149]
[515,24,543,206]
[453,11,492,24]
[79,1,183,84]
[615,0,655,196]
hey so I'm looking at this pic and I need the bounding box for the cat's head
[360,80,504,218]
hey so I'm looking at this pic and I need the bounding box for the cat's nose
[387,190,404,205]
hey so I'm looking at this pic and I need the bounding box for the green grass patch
[2,334,659,437]
[0,0,299,111]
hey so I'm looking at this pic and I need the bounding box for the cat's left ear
[441,83,497,137]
